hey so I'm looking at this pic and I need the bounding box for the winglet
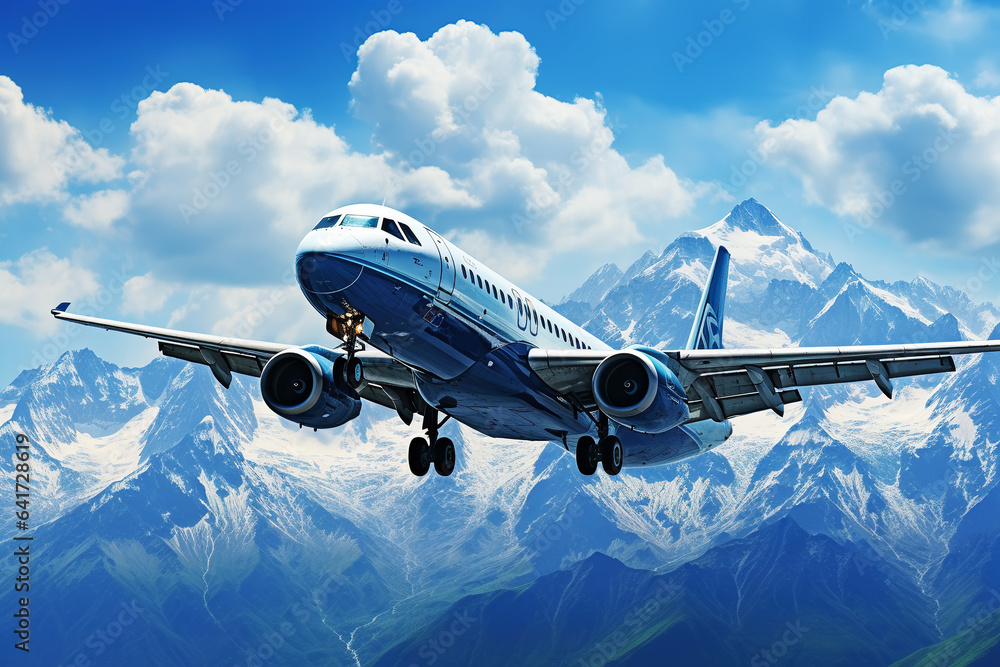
[51,302,71,315]
[685,246,730,350]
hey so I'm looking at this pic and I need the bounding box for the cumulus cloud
[756,64,1000,247]
[349,21,715,278]
[126,82,477,285]
[121,272,174,316]
[0,250,102,334]
[0,76,123,207]
[62,189,130,230]
[1,21,719,342]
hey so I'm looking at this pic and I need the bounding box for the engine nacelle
[260,345,361,429]
[592,347,688,434]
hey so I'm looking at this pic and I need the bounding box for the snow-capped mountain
[3,198,1000,665]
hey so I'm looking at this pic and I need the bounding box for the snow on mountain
[561,262,624,307]
[694,197,835,295]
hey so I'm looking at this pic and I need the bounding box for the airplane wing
[528,339,1000,423]
[50,302,417,417]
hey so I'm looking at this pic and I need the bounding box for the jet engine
[260,345,361,429]
[591,347,688,434]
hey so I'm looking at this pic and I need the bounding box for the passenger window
[313,215,341,230]
[381,218,405,241]
[548,321,553,333]
[340,214,379,228]
[399,222,422,245]
[499,290,506,305]
[517,298,523,314]
[469,270,476,284]
[477,276,483,289]
[462,266,467,279]
[562,330,567,342]
[492,285,498,299]
[485,279,491,294]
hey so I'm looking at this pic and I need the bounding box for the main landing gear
[576,413,622,476]
[408,408,456,477]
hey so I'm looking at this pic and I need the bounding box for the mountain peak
[562,262,624,306]
[723,198,784,235]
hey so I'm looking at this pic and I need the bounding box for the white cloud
[349,21,716,279]
[756,64,1000,248]
[163,283,325,347]
[62,189,130,231]
[126,82,477,285]
[0,76,123,207]
[973,68,1000,90]
[0,250,101,334]
[121,272,174,316]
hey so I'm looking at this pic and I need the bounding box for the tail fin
[685,246,730,350]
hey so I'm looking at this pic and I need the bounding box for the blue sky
[3,0,1000,382]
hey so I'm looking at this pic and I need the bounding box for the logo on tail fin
[696,303,722,349]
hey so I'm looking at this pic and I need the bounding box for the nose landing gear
[408,407,455,477]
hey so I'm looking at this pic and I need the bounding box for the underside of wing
[528,339,1000,424]
[671,340,1000,422]
[50,302,417,415]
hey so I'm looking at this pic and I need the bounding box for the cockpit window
[399,222,422,246]
[313,215,340,230]
[381,218,405,241]
[340,214,379,229]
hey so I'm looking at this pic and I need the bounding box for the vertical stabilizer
[685,246,730,350]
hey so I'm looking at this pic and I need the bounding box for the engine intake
[260,346,361,429]
[592,348,688,434]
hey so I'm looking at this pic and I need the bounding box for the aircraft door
[524,298,539,336]
[512,289,528,331]
[425,229,456,304]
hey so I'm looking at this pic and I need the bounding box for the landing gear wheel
[433,437,456,476]
[408,437,430,476]
[600,436,623,475]
[576,436,599,476]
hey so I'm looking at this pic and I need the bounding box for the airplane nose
[296,251,364,294]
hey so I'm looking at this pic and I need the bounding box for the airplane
[52,203,1000,478]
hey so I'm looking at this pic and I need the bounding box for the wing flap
[688,389,803,422]
[159,342,264,378]
[702,355,957,399]
[526,348,607,405]
[674,341,1000,372]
